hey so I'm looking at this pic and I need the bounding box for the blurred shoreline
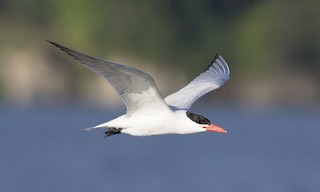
[1,0,319,108]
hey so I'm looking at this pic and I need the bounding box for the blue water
[1,105,320,192]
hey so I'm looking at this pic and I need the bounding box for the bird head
[186,111,227,133]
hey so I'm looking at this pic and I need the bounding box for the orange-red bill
[202,123,227,133]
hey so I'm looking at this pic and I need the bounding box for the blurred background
[1,0,320,192]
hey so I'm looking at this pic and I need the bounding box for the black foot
[105,128,122,138]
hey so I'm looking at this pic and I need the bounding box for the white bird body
[94,110,206,136]
[48,41,230,137]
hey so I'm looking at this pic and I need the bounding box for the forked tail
[83,127,101,131]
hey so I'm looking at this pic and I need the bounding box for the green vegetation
[1,0,319,105]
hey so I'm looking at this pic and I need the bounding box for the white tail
[83,127,103,131]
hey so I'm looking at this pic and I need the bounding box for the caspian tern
[48,41,230,137]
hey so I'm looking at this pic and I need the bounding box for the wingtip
[45,39,55,45]
[46,40,62,48]
[212,53,221,64]
[46,40,76,58]
[214,53,220,59]
[203,53,220,72]
[47,40,64,51]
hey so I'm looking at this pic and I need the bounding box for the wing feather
[48,41,170,116]
[164,54,230,109]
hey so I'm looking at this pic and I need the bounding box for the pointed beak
[202,124,227,133]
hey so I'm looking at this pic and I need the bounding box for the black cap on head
[186,111,211,125]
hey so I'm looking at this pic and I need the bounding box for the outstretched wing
[48,41,170,116]
[164,54,230,109]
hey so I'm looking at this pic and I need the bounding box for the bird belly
[121,121,173,136]
[120,116,178,136]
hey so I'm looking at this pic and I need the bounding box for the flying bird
[48,41,230,137]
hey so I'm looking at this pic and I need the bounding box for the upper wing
[48,41,170,116]
[164,54,230,109]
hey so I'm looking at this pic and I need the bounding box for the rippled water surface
[1,105,320,192]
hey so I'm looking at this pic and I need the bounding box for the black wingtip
[47,40,73,52]
[213,53,220,61]
[211,53,221,64]
[46,40,78,58]
[46,40,63,49]
[203,53,220,72]
[45,39,54,45]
